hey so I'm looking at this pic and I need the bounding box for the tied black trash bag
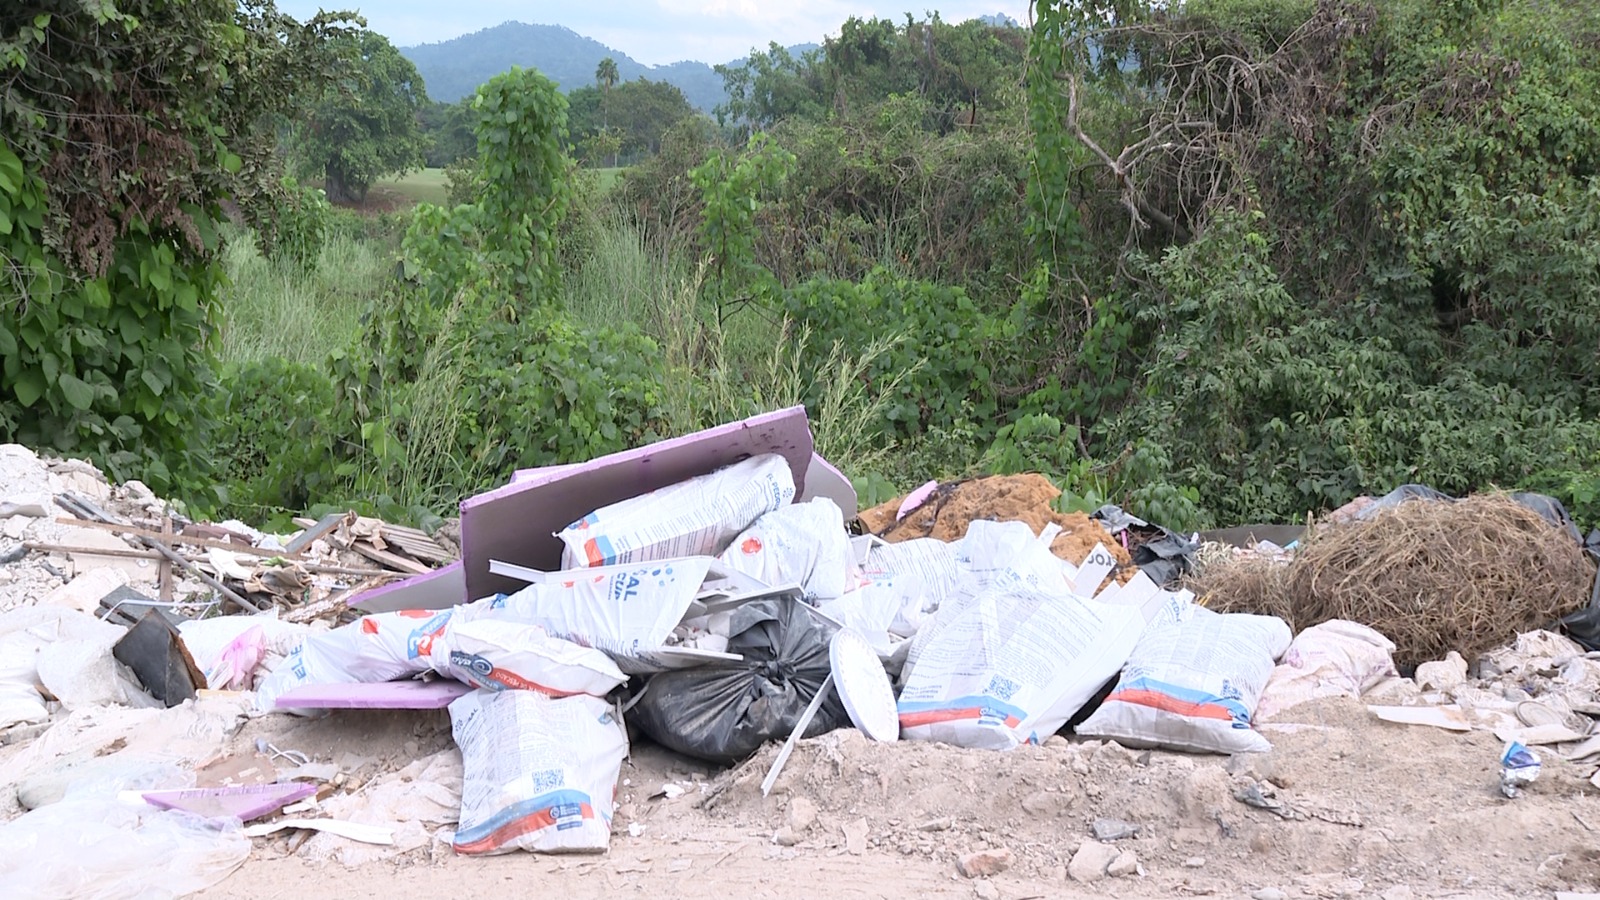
[628,598,848,765]
[1091,504,1200,589]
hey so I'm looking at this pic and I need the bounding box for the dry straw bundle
[1190,494,1595,668]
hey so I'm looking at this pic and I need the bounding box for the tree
[292,29,430,203]
[419,98,477,168]
[567,78,697,164]
[0,0,357,498]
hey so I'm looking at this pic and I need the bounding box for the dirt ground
[142,693,1600,900]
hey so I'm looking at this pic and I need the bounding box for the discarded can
[1499,740,1541,798]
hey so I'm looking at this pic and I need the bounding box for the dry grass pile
[1191,494,1595,668]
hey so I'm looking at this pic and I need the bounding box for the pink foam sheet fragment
[273,679,472,710]
[349,560,465,614]
[897,480,939,521]
[141,782,316,821]
[458,406,816,600]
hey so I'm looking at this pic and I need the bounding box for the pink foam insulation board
[457,406,816,600]
[350,560,464,614]
[274,679,472,709]
[142,782,316,821]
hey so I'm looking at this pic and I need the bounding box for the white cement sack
[0,634,48,729]
[818,578,922,657]
[717,498,849,600]
[860,538,960,614]
[1256,620,1397,721]
[1076,609,1292,754]
[254,608,456,711]
[557,454,795,568]
[897,571,1146,750]
[450,690,626,855]
[489,557,714,669]
[433,619,626,698]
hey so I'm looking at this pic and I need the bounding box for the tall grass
[217,225,389,366]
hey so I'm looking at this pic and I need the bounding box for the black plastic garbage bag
[628,598,848,765]
[1557,528,1600,651]
[1092,504,1200,589]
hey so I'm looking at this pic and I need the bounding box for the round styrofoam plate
[830,627,900,742]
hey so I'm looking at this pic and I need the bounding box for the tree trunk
[324,165,361,205]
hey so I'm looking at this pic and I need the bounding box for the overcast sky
[274,2,1033,65]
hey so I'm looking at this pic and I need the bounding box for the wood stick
[25,541,165,560]
[53,516,282,558]
[159,516,174,603]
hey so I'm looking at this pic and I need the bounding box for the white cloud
[274,1,1031,65]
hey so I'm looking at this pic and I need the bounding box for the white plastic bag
[432,618,626,698]
[557,453,795,568]
[717,498,850,601]
[1256,619,1397,721]
[897,575,1145,750]
[178,611,310,691]
[0,760,249,898]
[819,578,924,657]
[1076,609,1292,754]
[254,607,456,711]
[450,689,627,855]
[490,556,714,668]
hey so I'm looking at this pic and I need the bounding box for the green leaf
[59,373,94,410]
[0,144,21,194]
[0,206,11,235]
[0,325,13,356]
[14,371,44,407]
[140,370,166,396]
[220,151,242,174]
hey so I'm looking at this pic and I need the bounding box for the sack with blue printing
[556,453,795,568]
[717,498,850,601]
[254,607,458,712]
[450,689,627,854]
[1075,609,1292,754]
[431,618,626,698]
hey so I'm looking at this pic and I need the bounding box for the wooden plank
[54,517,280,558]
[285,512,345,557]
[159,516,174,603]
[349,541,431,575]
[380,527,455,563]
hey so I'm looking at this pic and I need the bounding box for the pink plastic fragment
[897,480,939,521]
[141,782,315,821]
[273,679,471,710]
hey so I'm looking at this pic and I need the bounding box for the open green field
[374,166,624,209]
[376,167,450,206]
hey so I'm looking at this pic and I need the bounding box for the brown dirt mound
[1193,494,1595,668]
[859,474,1133,570]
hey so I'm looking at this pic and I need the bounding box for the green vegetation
[7,2,1600,535]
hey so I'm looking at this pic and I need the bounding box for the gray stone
[973,880,1000,900]
[1251,890,1288,900]
[1092,817,1141,841]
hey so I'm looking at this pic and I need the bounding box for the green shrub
[212,357,347,518]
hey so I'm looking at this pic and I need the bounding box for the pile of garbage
[2,407,1599,896]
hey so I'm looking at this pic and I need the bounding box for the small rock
[1107,850,1139,878]
[1068,841,1119,883]
[973,880,1000,900]
[1047,866,1066,882]
[842,817,869,856]
[774,827,803,847]
[1092,817,1140,841]
[1184,856,1206,868]
[668,858,691,873]
[1069,752,1090,775]
[957,847,1015,879]
[786,797,817,833]
[1020,790,1065,815]
[1252,890,1288,900]
[1503,686,1532,702]
[1415,651,1468,692]
[1094,740,1139,767]
[1379,888,1414,900]
[917,816,953,832]
[1226,751,1275,784]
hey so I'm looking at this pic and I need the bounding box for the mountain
[402,22,746,111]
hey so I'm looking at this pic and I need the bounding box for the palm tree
[595,57,619,165]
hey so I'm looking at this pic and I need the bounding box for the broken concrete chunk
[43,567,129,615]
[1068,841,1119,883]
[786,796,818,833]
[1414,651,1468,692]
[957,847,1015,878]
[1107,849,1139,878]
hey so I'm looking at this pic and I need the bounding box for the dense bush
[212,357,346,516]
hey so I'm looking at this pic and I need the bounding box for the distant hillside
[402,21,793,112]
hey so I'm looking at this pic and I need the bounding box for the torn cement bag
[627,598,846,764]
[254,607,456,711]
[489,556,714,671]
[432,618,626,698]
[1077,609,1291,754]
[717,498,850,601]
[897,572,1146,750]
[450,690,627,855]
[860,537,960,614]
[1255,620,1397,721]
[557,453,795,568]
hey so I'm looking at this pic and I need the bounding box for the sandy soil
[172,693,1600,900]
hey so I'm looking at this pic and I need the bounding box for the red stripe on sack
[452,803,595,855]
[583,538,604,567]
[486,667,582,698]
[899,709,1022,729]
[1105,688,1236,721]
